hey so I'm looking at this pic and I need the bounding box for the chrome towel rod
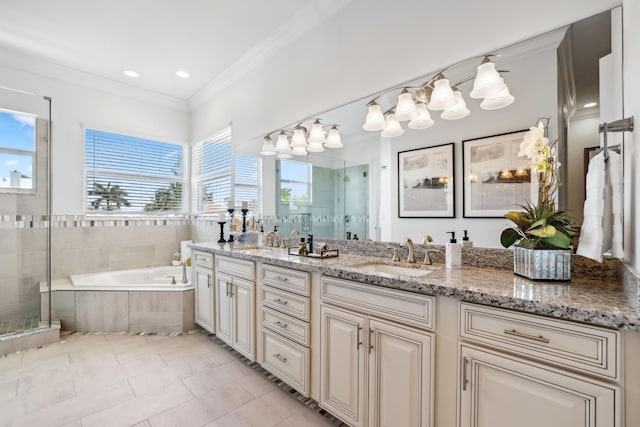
[598,116,634,162]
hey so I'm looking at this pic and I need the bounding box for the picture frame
[462,130,537,218]
[398,142,455,218]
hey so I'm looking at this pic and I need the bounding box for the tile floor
[0,331,340,427]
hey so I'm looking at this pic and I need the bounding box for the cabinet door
[215,273,232,346]
[194,265,214,333]
[232,277,255,361]
[368,318,434,427]
[320,305,367,427]
[459,345,619,427]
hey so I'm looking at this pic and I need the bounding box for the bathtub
[41,266,195,333]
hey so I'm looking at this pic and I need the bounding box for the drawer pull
[503,329,550,344]
[273,353,287,363]
[462,357,469,391]
[207,275,211,288]
[273,298,288,306]
[274,276,289,282]
[274,321,288,329]
[356,325,363,350]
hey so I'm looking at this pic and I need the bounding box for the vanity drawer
[215,255,255,281]
[459,303,620,380]
[261,286,310,321]
[261,306,310,347]
[262,328,310,396]
[261,265,310,296]
[193,251,213,268]
[320,276,435,330]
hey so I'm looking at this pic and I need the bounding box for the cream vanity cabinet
[193,251,214,333]
[458,302,620,427]
[214,255,256,361]
[259,264,311,396]
[319,276,435,427]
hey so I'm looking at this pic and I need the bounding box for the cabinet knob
[273,298,288,306]
[274,321,288,329]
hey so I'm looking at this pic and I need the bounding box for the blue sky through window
[0,110,36,188]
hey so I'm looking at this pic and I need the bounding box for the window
[192,128,261,214]
[0,109,36,191]
[85,129,185,214]
[279,160,312,205]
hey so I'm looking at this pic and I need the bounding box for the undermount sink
[354,263,434,278]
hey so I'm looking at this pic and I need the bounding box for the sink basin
[354,263,434,278]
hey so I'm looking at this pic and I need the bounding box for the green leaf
[500,228,522,248]
[505,211,531,229]
[527,224,556,238]
[542,231,572,249]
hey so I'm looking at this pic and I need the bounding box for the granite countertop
[190,242,640,331]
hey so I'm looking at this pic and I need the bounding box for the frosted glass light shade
[277,152,293,159]
[480,82,515,110]
[408,103,434,129]
[291,127,307,147]
[291,145,308,156]
[325,126,343,148]
[381,113,404,138]
[441,91,470,120]
[470,61,503,99]
[308,120,326,144]
[307,140,325,152]
[363,103,386,131]
[427,79,456,111]
[394,91,418,121]
[275,131,291,153]
[260,136,277,155]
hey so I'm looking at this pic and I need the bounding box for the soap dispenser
[446,231,462,269]
[462,230,473,248]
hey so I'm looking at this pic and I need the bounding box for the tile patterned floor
[0,317,40,336]
[0,331,344,427]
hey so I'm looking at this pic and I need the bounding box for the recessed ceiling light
[123,70,139,78]
[584,102,598,108]
[176,70,190,79]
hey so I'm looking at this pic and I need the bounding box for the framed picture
[462,130,537,218]
[398,142,455,218]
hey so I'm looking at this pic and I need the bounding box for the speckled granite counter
[191,243,640,332]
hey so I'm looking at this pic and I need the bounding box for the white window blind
[85,129,185,214]
[191,128,261,214]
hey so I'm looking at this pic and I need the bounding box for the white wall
[623,0,640,269]
[0,60,191,214]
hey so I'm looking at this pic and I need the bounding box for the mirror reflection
[239,7,621,248]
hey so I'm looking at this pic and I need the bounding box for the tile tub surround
[191,243,640,331]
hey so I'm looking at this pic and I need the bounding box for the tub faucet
[400,238,416,263]
[181,262,188,284]
[166,275,177,285]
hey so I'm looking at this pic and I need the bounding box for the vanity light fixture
[261,119,343,157]
[362,54,515,137]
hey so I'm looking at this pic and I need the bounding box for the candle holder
[241,208,249,233]
[217,221,226,243]
[227,208,235,234]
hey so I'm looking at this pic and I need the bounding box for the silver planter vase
[513,246,571,281]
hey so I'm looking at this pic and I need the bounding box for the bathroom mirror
[237,7,622,247]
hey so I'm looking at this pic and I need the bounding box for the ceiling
[0,0,350,105]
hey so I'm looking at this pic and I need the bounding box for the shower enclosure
[0,87,55,349]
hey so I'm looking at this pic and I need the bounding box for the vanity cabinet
[193,251,214,333]
[320,276,435,427]
[259,264,311,396]
[458,303,620,427]
[215,256,255,361]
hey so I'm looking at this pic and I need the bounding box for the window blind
[85,129,185,214]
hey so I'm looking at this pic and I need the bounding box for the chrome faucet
[265,231,279,247]
[400,238,416,263]
[181,261,188,284]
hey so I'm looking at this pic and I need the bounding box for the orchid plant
[500,121,575,249]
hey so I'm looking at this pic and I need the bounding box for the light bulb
[480,80,515,110]
[274,131,291,153]
[394,90,418,121]
[291,127,307,147]
[363,103,386,131]
[308,119,326,144]
[441,91,470,120]
[325,126,343,148]
[427,78,456,111]
[470,61,503,99]
[260,136,277,156]
[381,113,404,138]
[408,103,434,130]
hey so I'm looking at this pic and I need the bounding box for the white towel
[576,150,624,262]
